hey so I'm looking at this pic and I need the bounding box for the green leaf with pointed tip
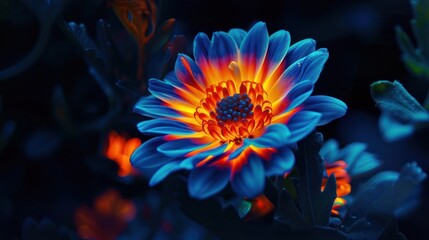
[315,174,337,225]
[370,80,429,123]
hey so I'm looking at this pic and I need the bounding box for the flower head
[132,22,346,199]
[74,189,136,240]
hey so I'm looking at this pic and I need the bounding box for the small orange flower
[104,130,141,177]
[321,160,351,215]
[74,189,136,240]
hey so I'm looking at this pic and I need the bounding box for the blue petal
[319,139,340,163]
[157,138,207,157]
[188,166,230,199]
[131,137,175,169]
[379,113,415,141]
[149,160,193,186]
[275,49,328,93]
[137,119,194,135]
[174,53,207,91]
[134,96,181,118]
[193,32,211,68]
[209,32,238,77]
[231,154,265,198]
[228,28,247,45]
[250,124,291,148]
[287,111,321,143]
[239,22,269,79]
[148,78,181,103]
[265,30,291,73]
[210,32,238,60]
[338,142,381,176]
[288,48,329,83]
[264,147,295,176]
[229,139,251,159]
[303,95,347,125]
[285,39,316,66]
[284,80,314,111]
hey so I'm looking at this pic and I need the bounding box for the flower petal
[137,119,194,135]
[268,49,328,100]
[175,53,209,91]
[228,28,247,45]
[284,80,314,111]
[251,124,291,148]
[149,161,193,186]
[257,30,291,83]
[133,96,181,118]
[287,111,321,143]
[231,154,265,198]
[285,38,316,66]
[131,137,175,169]
[148,78,199,114]
[338,143,381,176]
[188,166,230,199]
[303,95,347,125]
[208,32,238,82]
[264,147,295,176]
[319,139,340,163]
[157,138,208,157]
[239,22,269,81]
[193,32,214,83]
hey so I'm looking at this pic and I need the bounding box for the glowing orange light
[74,189,136,240]
[104,130,141,177]
[245,195,275,220]
[194,80,272,144]
[321,160,351,215]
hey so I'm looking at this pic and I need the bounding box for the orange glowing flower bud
[104,130,141,177]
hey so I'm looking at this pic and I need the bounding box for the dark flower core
[215,93,254,123]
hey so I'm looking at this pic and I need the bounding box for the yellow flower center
[194,80,273,144]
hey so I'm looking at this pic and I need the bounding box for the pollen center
[194,80,273,144]
[215,93,254,123]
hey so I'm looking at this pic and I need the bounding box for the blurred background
[0,0,428,239]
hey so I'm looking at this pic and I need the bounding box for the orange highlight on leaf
[74,189,136,240]
[104,130,141,177]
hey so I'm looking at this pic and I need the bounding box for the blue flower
[132,22,347,199]
[320,139,381,177]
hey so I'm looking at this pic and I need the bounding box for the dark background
[0,0,428,239]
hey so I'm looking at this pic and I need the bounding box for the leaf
[395,26,419,60]
[370,80,429,123]
[277,131,337,227]
[275,189,306,229]
[315,174,337,225]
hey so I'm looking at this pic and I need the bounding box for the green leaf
[370,80,429,123]
[275,189,306,229]
[315,174,337,225]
